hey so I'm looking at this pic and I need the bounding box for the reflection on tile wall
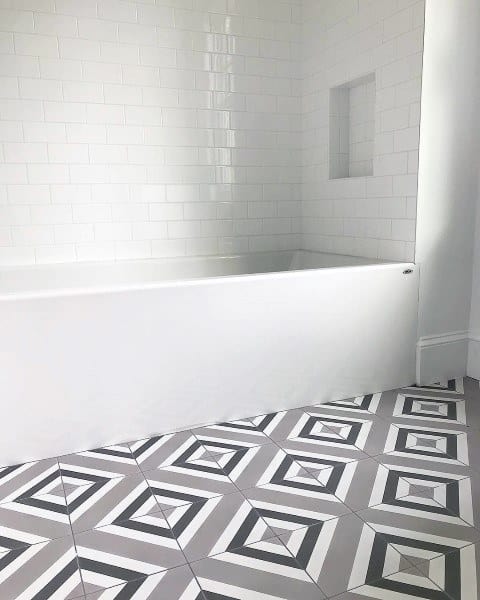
[302,0,424,262]
[0,0,424,266]
[0,0,302,265]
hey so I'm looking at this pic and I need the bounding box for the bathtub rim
[0,255,415,302]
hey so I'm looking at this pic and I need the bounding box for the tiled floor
[1,378,480,599]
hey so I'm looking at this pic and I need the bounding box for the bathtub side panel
[0,264,418,463]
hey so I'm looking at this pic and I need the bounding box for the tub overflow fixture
[403,269,413,275]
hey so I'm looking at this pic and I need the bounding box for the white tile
[14,32,58,57]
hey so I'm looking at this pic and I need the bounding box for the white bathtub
[0,250,419,464]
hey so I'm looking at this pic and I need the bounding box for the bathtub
[0,250,419,464]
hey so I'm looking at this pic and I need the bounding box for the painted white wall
[301,0,424,262]
[0,0,302,266]
[467,177,480,379]
[415,0,480,384]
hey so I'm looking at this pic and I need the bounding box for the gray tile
[278,512,407,598]
[0,484,72,545]
[192,419,272,453]
[0,458,63,505]
[191,537,325,599]
[300,404,395,457]
[76,513,186,595]
[60,444,141,480]
[276,435,370,475]
[129,431,212,472]
[66,473,160,535]
[414,541,480,600]
[333,565,444,600]
[243,474,351,535]
[212,443,312,491]
[145,458,237,511]
[164,491,275,563]
[247,408,321,442]
[84,564,203,599]
[0,536,83,599]
[356,505,480,568]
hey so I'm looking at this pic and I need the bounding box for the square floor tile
[414,541,479,600]
[212,443,311,491]
[243,474,351,535]
[191,537,325,599]
[276,435,370,474]
[66,473,160,535]
[334,565,443,600]
[0,485,72,545]
[0,458,63,506]
[84,564,203,599]
[192,419,272,453]
[357,506,480,564]
[60,444,141,480]
[247,408,321,442]
[277,512,408,598]
[145,458,237,511]
[164,491,275,563]
[0,536,83,599]
[129,430,212,472]
[76,513,186,594]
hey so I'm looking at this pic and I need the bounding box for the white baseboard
[467,334,480,379]
[416,331,469,385]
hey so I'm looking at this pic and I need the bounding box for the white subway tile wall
[0,0,302,265]
[0,0,424,266]
[302,0,424,262]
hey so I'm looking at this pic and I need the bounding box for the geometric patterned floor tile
[164,491,275,563]
[356,509,480,560]
[382,423,480,467]
[210,443,313,491]
[0,535,83,599]
[129,431,213,472]
[190,537,326,599]
[247,408,326,442]
[405,377,466,396]
[321,393,382,415]
[66,473,160,535]
[59,444,141,480]
[84,564,203,599]
[75,513,186,594]
[277,512,408,598]
[192,419,272,453]
[333,565,445,600]
[242,475,351,535]
[0,483,72,545]
[297,405,393,457]
[414,541,479,600]
[145,458,238,511]
[334,457,475,520]
[375,389,468,430]
[0,458,62,505]
[276,435,370,473]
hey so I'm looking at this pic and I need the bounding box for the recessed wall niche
[329,73,376,179]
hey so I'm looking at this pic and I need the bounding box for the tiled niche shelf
[329,73,376,179]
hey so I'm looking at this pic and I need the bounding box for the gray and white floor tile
[191,537,325,599]
[60,444,141,480]
[145,458,237,511]
[129,431,213,472]
[164,491,275,563]
[278,512,409,598]
[0,535,83,600]
[2,376,480,598]
[76,513,186,595]
[84,564,203,600]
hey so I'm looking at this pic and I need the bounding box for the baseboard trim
[416,331,469,385]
